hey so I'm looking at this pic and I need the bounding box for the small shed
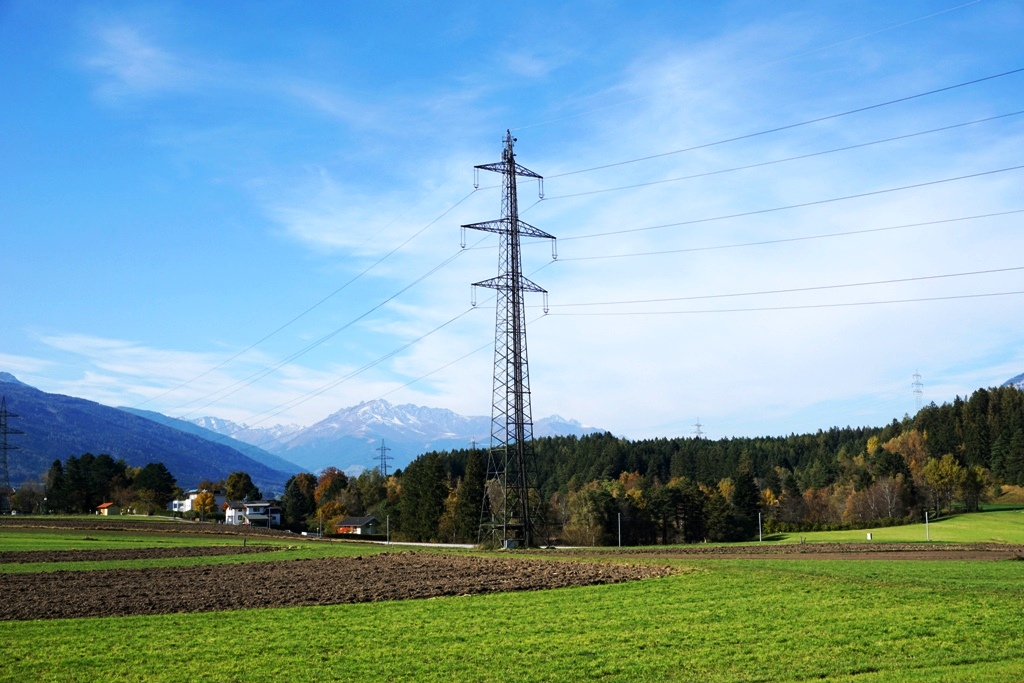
[337,516,380,535]
[97,502,120,516]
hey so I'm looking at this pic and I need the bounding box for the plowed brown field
[0,545,285,564]
[0,552,675,621]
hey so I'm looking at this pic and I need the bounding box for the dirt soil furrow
[0,552,675,621]
[0,545,285,564]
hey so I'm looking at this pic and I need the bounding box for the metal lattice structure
[913,370,924,412]
[0,396,22,512]
[463,131,555,548]
[376,439,393,477]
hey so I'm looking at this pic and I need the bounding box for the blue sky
[2,1,1023,441]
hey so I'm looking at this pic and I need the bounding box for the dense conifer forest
[275,385,1024,545]
[30,385,1019,545]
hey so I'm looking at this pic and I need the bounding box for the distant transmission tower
[0,396,23,512]
[693,418,704,438]
[912,370,924,412]
[463,131,555,549]
[376,439,393,477]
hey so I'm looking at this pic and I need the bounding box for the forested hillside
[0,377,293,492]
[287,385,1022,545]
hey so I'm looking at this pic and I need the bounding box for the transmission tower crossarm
[474,161,542,179]
[461,218,555,241]
[473,274,547,293]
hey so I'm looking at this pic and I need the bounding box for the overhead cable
[547,291,1024,316]
[558,164,1024,242]
[548,66,1024,178]
[172,242,477,418]
[511,0,985,133]
[543,110,1024,201]
[555,209,1024,261]
[547,266,1024,308]
[133,188,480,410]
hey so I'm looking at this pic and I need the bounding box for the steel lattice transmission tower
[463,131,555,548]
[0,396,23,512]
[376,439,393,477]
[912,370,924,412]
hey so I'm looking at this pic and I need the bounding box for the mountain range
[0,374,294,493]
[190,399,602,474]
[8,368,1023,490]
[1002,373,1024,392]
[0,371,600,489]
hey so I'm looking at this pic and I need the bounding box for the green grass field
[767,509,1024,545]
[4,513,1024,681]
[3,558,1023,682]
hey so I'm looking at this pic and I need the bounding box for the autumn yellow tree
[922,454,966,513]
[883,429,929,481]
[193,491,217,521]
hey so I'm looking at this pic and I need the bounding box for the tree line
[280,385,1024,545]
[33,454,178,515]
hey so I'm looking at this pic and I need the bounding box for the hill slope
[120,408,303,476]
[0,375,293,493]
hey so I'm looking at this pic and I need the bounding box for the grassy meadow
[3,511,1024,681]
[768,508,1024,545]
[3,558,1024,682]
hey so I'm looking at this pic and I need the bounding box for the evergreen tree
[1008,430,1024,486]
[282,473,317,528]
[778,471,806,526]
[732,461,760,538]
[453,448,485,543]
[45,459,67,513]
[990,435,1008,480]
[677,478,707,543]
[225,471,259,501]
[704,490,738,542]
[399,452,448,541]
[133,462,177,510]
[762,467,781,497]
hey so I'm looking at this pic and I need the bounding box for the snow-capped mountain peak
[1002,372,1024,391]
[191,398,600,473]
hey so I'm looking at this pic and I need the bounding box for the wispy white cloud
[85,23,193,100]
[37,3,1022,447]
[0,352,53,376]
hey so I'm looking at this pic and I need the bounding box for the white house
[224,501,246,525]
[245,500,282,527]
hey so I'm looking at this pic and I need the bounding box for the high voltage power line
[152,156,1021,421]
[554,209,1024,262]
[137,192,484,414]
[540,110,1024,201]
[545,266,1024,308]
[547,291,1024,316]
[132,67,1024,424]
[183,305,483,453]
[556,164,1024,242]
[510,0,985,133]
[170,239,488,418]
[546,66,1024,178]
[133,188,482,411]
[163,178,1020,420]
